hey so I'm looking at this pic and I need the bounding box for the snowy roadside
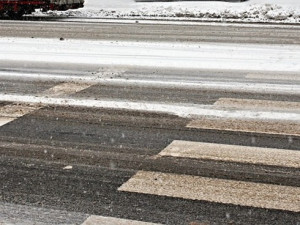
[36,0,300,24]
[1,37,300,72]
[1,36,300,121]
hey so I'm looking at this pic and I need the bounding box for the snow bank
[43,0,300,23]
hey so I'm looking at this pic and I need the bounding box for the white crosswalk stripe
[0,117,16,126]
[42,82,92,97]
[81,215,162,225]
[0,82,92,127]
[214,98,300,112]
[187,97,300,136]
[187,117,300,136]
[158,140,300,168]
[0,104,40,127]
[119,171,300,212]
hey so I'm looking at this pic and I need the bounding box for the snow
[44,0,300,23]
[1,94,299,121]
[1,37,300,72]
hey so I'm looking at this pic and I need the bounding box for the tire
[7,10,25,20]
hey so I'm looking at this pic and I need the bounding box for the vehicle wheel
[7,10,25,20]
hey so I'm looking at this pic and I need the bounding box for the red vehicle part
[0,0,84,19]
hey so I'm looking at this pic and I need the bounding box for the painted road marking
[0,83,92,127]
[0,104,40,127]
[0,117,15,126]
[247,73,300,81]
[187,117,300,136]
[42,82,92,97]
[214,98,300,112]
[158,140,300,168]
[0,94,300,121]
[119,171,300,212]
[81,215,162,225]
[0,104,40,117]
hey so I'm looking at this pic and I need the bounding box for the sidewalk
[39,0,300,24]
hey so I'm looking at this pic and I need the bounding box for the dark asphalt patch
[0,140,299,187]
[73,84,300,105]
[0,79,60,95]
[0,106,299,153]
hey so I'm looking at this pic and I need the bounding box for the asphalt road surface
[1,20,300,44]
[0,20,300,225]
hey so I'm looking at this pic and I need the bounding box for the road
[1,20,300,44]
[0,20,300,225]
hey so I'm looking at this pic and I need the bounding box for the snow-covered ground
[1,37,300,72]
[1,36,300,121]
[44,0,300,23]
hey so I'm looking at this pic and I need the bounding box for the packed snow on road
[1,37,300,72]
[41,0,300,23]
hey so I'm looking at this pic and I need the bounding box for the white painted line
[0,83,92,126]
[159,140,300,168]
[119,171,300,212]
[214,98,300,112]
[0,104,40,118]
[2,71,300,95]
[42,82,92,97]
[0,117,15,127]
[0,104,40,127]
[1,94,300,121]
[187,117,300,136]
[247,73,300,81]
[81,215,162,225]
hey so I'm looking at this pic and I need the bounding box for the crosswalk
[118,138,300,213]
[118,171,300,212]
[0,82,92,128]
[0,104,39,127]
[0,78,300,224]
[116,96,300,215]
[1,19,300,224]
[158,140,300,168]
[213,98,300,112]
[187,117,300,136]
